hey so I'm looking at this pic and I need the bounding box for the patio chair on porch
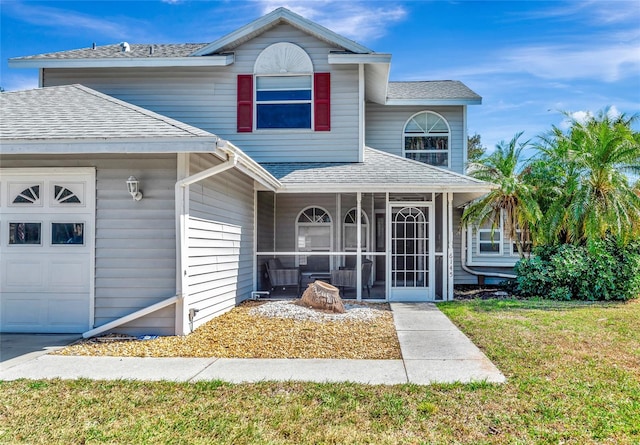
[330,259,373,298]
[265,258,301,296]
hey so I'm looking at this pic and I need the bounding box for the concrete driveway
[1,333,80,371]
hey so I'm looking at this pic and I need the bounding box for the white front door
[387,203,434,301]
[0,168,95,333]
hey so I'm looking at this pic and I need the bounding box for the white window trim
[295,206,333,268]
[402,110,451,169]
[343,207,369,252]
[466,210,520,267]
[253,42,315,132]
[254,73,314,131]
[476,211,503,256]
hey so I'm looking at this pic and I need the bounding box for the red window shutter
[237,74,253,132]
[314,73,330,131]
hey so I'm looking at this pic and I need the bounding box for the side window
[403,111,450,167]
[476,214,502,256]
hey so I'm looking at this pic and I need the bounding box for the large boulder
[299,280,345,314]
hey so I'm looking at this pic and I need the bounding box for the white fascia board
[0,138,217,154]
[328,53,392,64]
[192,8,372,56]
[277,183,495,194]
[385,98,482,106]
[8,54,234,69]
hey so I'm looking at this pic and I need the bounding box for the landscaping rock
[299,280,345,313]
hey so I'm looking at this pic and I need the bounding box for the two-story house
[2,8,510,337]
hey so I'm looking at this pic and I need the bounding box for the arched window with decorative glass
[343,208,369,252]
[296,206,333,270]
[403,111,450,167]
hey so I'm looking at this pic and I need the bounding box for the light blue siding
[365,104,466,174]
[42,24,361,163]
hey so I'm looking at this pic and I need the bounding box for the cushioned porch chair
[265,258,301,296]
[330,259,373,298]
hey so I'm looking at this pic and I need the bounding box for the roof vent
[120,42,130,53]
[92,42,96,50]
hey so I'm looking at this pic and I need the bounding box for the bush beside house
[514,239,640,301]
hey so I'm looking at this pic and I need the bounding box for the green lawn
[1,299,639,444]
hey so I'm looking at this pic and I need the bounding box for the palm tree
[535,109,640,246]
[462,132,542,258]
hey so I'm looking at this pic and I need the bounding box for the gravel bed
[249,300,386,322]
[56,300,401,359]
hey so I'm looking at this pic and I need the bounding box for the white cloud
[256,1,407,42]
[2,2,154,41]
[502,43,640,83]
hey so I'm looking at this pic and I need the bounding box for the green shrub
[514,238,640,301]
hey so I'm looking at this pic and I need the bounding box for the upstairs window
[403,111,450,167]
[256,75,312,129]
[238,42,330,132]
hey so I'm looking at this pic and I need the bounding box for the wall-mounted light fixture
[126,176,143,201]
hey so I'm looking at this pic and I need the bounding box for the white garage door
[0,168,95,333]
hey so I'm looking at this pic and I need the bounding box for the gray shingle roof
[11,43,209,60]
[261,147,491,191]
[388,81,481,101]
[0,84,214,141]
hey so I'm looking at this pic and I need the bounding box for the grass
[1,298,639,444]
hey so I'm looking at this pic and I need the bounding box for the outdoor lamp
[126,176,143,201]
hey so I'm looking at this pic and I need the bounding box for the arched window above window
[343,208,369,251]
[403,111,450,167]
[298,207,332,224]
[296,206,333,270]
[254,42,313,75]
[237,43,330,132]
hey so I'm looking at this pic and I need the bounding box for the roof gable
[191,7,372,56]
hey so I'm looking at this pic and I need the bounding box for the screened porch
[255,191,454,301]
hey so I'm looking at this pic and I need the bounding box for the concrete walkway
[0,303,505,385]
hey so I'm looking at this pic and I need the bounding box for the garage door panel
[50,259,89,290]
[3,260,45,289]
[47,296,90,328]
[2,297,42,327]
[1,293,90,333]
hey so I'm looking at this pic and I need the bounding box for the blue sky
[1,0,639,150]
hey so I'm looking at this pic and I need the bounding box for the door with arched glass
[387,203,433,301]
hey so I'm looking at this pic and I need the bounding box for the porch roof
[261,147,495,193]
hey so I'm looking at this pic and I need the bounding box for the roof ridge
[191,7,372,56]
[69,84,214,138]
